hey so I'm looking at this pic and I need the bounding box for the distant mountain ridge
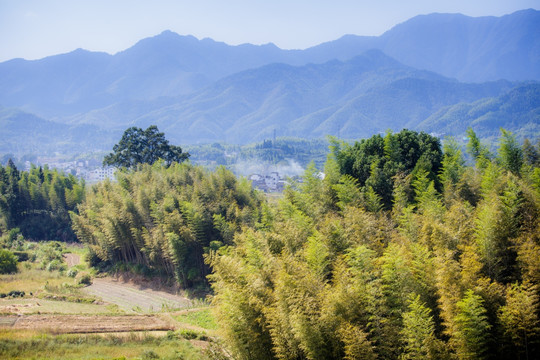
[0,9,538,154]
[130,50,515,144]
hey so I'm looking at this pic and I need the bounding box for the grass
[0,241,91,295]
[0,242,118,315]
[0,298,116,315]
[174,308,218,330]
[0,265,70,293]
[0,330,206,359]
[0,241,220,358]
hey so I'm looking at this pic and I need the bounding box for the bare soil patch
[63,253,80,267]
[5,314,173,334]
[83,277,192,312]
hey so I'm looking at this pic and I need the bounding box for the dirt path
[63,253,80,267]
[2,314,173,334]
[83,277,192,312]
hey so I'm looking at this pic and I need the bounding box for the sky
[0,0,539,62]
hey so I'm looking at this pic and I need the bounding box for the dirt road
[83,277,192,312]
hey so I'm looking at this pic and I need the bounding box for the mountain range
[0,9,539,154]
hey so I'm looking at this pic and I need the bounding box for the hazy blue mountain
[0,49,113,117]
[418,83,540,140]
[0,107,117,154]
[0,31,297,118]
[0,9,538,121]
[378,9,540,82]
[0,50,532,153]
[0,9,538,154]
[117,51,514,144]
[307,9,540,82]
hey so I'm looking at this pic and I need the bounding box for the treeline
[0,160,84,241]
[207,129,540,360]
[71,162,262,287]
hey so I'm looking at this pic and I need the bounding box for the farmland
[0,242,218,359]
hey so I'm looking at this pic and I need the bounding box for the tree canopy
[0,162,84,241]
[71,162,262,287]
[332,129,442,209]
[206,129,540,360]
[103,125,190,168]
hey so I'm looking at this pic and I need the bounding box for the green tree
[335,129,442,210]
[453,290,492,360]
[339,323,377,360]
[400,294,443,360]
[498,128,523,176]
[522,138,539,167]
[0,249,18,274]
[103,125,189,168]
[499,282,540,360]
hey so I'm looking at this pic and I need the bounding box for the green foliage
[339,323,377,360]
[335,129,442,209]
[72,162,262,288]
[77,273,92,285]
[498,128,523,175]
[400,294,444,360]
[103,125,190,168]
[0,248,18,274]
[453,290,492,360]
[205,129,539,360]
[499,282,540,359]
[0,161,84,241]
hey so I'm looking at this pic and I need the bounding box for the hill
[0,9,538,154]
[419,83,540,141]
[111,51,514,144]
[0,107,116,154]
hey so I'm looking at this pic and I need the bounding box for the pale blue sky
[0,0,538,62]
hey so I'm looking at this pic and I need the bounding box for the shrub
[77,273,92,285]
[176,328,207,340]
[8,290,25,298]
[46,259,66,272]
[67,268,79,278]
[141,350,160,360]
[85,247,103,267]
[12,251,29,262]
[0,249,18,274]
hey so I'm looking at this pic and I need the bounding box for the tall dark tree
[103,125,190,168]
[335,129,442,209]
[0,164,84,241]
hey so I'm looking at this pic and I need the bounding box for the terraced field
[83,277,192,313]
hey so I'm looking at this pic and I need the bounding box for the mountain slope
[418,83,540,140]
[122,51,513,144]
[0,108,116,154]
[0,9,538,121]
[378,9,540,82]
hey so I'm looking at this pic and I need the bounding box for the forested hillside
[0,10,538,155]
[71,162,262,287]
[0,161,84,241]
[62,128,540,359]
[207,129,540,360]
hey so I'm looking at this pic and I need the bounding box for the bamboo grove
[207,129,540,360]
[4,127,539,359]
[0,161,84,241]
[71,162,263,287]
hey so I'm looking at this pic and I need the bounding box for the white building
[86,167,116,182]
